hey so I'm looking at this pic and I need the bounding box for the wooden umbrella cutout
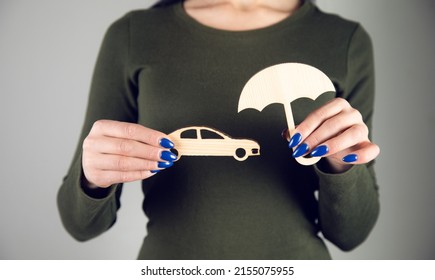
[238,63,335,165]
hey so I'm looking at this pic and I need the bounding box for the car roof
[170,126,230,138]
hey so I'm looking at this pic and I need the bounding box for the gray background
[1,0,434,259]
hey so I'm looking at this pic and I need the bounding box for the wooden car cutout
[168,126,260,161]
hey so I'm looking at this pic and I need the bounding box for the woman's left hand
[286,98,380,173]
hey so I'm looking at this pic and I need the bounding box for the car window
[180,129,197,139]
[201,129,224,139]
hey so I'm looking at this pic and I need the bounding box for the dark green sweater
[57,1,379,259]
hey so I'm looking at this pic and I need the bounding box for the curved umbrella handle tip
[295,156,321,166]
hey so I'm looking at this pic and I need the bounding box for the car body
[168,126,260,161]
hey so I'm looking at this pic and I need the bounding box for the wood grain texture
[168,126,260,161]
[238,63,335,165]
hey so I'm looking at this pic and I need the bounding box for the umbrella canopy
[238,63,335,165]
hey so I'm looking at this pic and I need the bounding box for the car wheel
[234,148,248,161]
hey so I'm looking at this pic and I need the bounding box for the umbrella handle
[287,131,321,166]
[284,103,320,166]
[295,151,321,166]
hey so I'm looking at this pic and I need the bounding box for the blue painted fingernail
[160,150,177,162]
[159,138,174,149]
[288,133,302,148]
[158,161,174,168]
[292,143,309,158]
[151,170,160,174]
[342,154,358,163]
[310,145,329,157]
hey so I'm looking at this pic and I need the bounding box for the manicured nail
[151,170,160,174]
[342,154,358,163]
[160,150,177,162]
[158,161,174,168]
[310,145,329,157]
[159,138,174,149]
[292,143,309,158]
[288,133,302,148]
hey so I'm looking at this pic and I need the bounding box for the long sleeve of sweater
[315,25,380,251]
[57,15,136,241]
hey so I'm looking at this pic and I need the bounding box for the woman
[58,0,380,259]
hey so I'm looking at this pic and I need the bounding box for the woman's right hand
[82,120,177,188]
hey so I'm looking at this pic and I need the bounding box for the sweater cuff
[314,163,365,192]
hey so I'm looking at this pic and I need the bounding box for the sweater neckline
[172,0,314,38]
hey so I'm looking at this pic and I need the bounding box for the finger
[85,154,160,172]
[340,142,380,164]
[302,109,363,152]
[89,170,155,187]
[83,136,165,161]
[311,123,369,158]
[291,98,351,142]
[90,120,172,148]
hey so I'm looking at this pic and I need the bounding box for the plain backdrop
[1,0,434,259]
